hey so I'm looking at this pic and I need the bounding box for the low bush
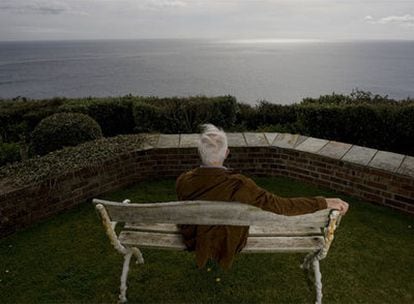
[132,95,238,133]
[0,98,65,143]
[0,142,21,166]
[60,97,135,136]
[31,113,103,155]
[0,135,145,188]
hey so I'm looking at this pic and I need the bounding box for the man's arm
[233,175,349,216]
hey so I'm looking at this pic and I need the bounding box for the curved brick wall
[0,132,413,237]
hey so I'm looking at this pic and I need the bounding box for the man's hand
[326,198,349,215]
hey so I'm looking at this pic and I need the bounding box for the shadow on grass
[1,177,413,303]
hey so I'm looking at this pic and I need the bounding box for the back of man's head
[198,124,228,166]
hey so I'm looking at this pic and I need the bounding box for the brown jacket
[176,167,327,269]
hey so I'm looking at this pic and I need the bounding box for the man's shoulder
[176,169,196,182]
[227,172,256,186]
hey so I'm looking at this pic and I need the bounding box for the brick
[394,195,414,205]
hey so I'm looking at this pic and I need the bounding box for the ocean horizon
[1,38,413,104]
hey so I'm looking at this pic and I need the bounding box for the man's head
[198,124,229,166]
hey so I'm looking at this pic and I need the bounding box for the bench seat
[120,223,324,252]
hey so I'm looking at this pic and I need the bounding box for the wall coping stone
[226,133,246,147]
[317,141,353,160]
[341,145,377,166]
[244,132,269,147]
[271,133,308,149]
[157,134,180,148]
[179,134,199,148]
[144,132,414,178]
[264,133,279,145]
[368,151,405,173]
[398,156,414,177]
[295,137,330,153]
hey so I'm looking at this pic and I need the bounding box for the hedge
[0,92,413,156]
[132,95,238,133]
[60,97,135,136]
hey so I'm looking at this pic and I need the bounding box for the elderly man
[176,124,349,269]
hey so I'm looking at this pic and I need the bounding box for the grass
[0,176,413,303]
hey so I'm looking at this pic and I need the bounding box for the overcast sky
[0,0,413,41]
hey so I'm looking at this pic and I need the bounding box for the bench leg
[132,247,145,264]
[312,259,322,304]
[301,254,323,304]
[119,252,133,303]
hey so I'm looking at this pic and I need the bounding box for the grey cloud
[0,0,73,15]
[364,14,414,26]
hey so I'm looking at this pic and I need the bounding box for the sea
[0,39,413,105]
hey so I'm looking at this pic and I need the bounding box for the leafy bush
[0,142,21,166]
[0,135,145,188]
[132,95,238,133]
[300,90,396,105]
[31,113,103,155]
[393,105,414,155]
[0,98,65,142]
[60,97,135,136]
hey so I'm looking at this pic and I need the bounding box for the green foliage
[300,89,398,105]
[0,98,65,142]
[293,104,413,154]
[31,112,103,155]
[132,101,164,133]
[60,97,135,136]
[0,134,145,188]
[1,92,413,155]
[132,95,238,133]
[0,142,21,166]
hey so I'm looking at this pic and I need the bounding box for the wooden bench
[93,198,342,304]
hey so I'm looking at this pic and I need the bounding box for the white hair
[198,124,228,166]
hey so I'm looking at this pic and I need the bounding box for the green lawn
[1,177,413,303]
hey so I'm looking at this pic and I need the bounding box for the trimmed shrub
[132,95,238,133]
[235,103,257,130]
[31,113,103,155]
[394,105,414,155]
[295,104,408,153]
[59,97,135,136]
[132,101,164,133]
[0,142,21,166]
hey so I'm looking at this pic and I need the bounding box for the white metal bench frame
[93,198,341,304]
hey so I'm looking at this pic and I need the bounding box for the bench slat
[124,223,322,236]
[118,231,324,253]
[94,199,331,228]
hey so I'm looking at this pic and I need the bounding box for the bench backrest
[93,199,334,229]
